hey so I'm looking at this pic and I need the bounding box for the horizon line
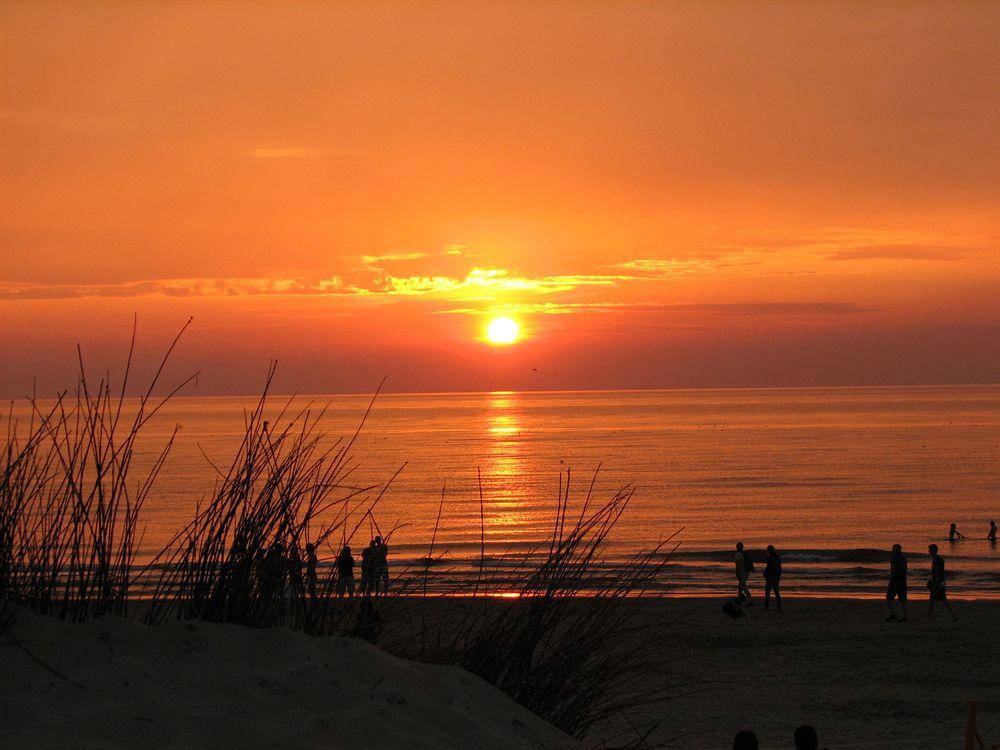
[6,381,998,403]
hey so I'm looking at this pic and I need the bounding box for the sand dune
[0,610,580,750]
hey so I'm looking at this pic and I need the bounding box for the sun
[485,316,520,345]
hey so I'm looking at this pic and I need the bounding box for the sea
[11,385,1000,599]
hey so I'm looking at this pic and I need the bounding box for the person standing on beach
[304,543,319,600]
[949,522,965,542]
[360,539,375,595]
[373,535,390,596]
[885,543,908,621]
[764,545,781,611]
[259,541,288,624]
[926,544,957,621]
[988,520,997,542]
[335,544,355,599]
[735,542,752,604]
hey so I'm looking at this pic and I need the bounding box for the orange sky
[1,1,998,395]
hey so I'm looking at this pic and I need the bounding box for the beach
[3,597,997,749]
[589,597,1000,749]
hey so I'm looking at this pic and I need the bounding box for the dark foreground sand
[592,597,1000,750]
[1,609,579,750]
[2,598,997,750]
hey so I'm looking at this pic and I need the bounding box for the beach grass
[0,333,679,744]
[0,321,193,622]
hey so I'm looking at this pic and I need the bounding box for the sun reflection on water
[482,392,529,535]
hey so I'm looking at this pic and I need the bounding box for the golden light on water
[485,316,520,345]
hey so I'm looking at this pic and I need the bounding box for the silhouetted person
[304,543,318,599]
[360,539,375,595]
[949,522,965,542]
[260,541,288,624]
[926,543,957,621]
[336,544,355,598]
[988,520,997,543]
[794,724,819,750]
[885,543,908,621]
[734,542,752,604]
[287,544,304,597]
[733,729,759,750]
[373,534,390,596]
[764,544,782,611]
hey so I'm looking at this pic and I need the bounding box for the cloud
[671,302,874,315]
[0,267,623,302]
[439,301,874,316]
[370,268,625,296]
[714,228,990,263]
[360,252,429,265]
[614,258,716,275]
[0,276,360,301]
[822,244,973,261]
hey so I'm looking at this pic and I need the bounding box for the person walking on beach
[926,544,957,621]
[373,535,390,596]
[885,543,908,621]
[949,522,965,542]
[988,520,997,543]
[764,544,782,611]
[335,544,355,599]
[735,542,753,604]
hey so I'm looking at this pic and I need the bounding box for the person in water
[734,542,753,604]
[764,544,782,611]
[335,544,355,599]
[949,522,965,542]
[988,520,997,542]
[926,544,957,621]
[885,543,908,621]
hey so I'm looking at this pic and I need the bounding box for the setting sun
[485,316,520,345]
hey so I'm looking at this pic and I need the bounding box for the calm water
[12,386,1000,598]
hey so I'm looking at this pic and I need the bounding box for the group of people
[728,520,997,621]
[324,535,390,600]
[734,724,827,750]
[730,542,783,613]
[950,520,996,543]
[884,542,956,621]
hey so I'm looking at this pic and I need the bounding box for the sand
[0,609,580,750]
[2,598,998,750]
[588,597,1000,750]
